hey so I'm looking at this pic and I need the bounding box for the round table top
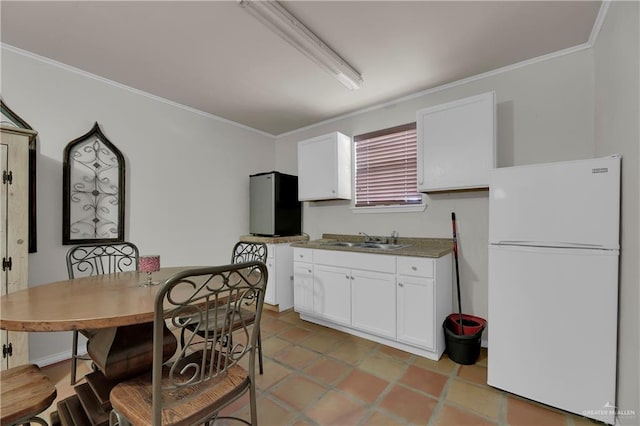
[0,267,195,332]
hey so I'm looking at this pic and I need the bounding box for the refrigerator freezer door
[250,173,275,235]
[488,245,618,424]
[489,156,620,249]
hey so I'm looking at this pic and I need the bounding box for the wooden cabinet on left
[0,126,35,370]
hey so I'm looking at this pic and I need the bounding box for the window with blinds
[354,123,422,207]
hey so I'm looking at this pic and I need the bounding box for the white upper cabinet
[297,132,352,201]
[416,91,496,192]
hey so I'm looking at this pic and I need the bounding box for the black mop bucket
[443,314,486,365]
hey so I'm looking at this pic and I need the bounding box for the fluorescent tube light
[239,0,363,90]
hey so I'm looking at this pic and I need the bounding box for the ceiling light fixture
[239,0,363,90]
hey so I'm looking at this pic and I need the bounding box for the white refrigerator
[487,155,620,425]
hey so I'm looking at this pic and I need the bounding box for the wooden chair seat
[110,350,250,426]
[0,364,57,425]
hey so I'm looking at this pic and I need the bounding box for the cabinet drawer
[397,256,434,278]
[293,248,313,263]
[314,250,395,273]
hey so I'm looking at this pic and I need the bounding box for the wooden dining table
[0,267,194,332]
[0,266,196,381]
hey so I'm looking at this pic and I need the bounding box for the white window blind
[354,123,421,207]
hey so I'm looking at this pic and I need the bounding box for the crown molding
[2,0,611,141]
[277,1,611,139]
[1,43,276,138]
[588,0,611,46]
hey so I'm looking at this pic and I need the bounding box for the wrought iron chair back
[65,242,139,385]
[109,261,268,426]
[231,241,268,264]
[231,241,267,374]
[66,242,139,278]
[178,241,269,375]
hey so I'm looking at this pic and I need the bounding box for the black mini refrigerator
[249,171,301,236]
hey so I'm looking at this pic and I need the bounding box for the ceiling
[1,1,602,136]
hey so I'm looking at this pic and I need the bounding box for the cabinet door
[1,128,31,370]
[351,270,396,339]
[397,275,435,350]
[293,263,314,314]
[264,257,276,305]
[416,91,495,192]
[297,132,351,201]
[313,265,351,325]
[273,243,294,311]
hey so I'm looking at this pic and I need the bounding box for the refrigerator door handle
[493,240,610,249]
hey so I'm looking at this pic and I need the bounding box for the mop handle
[451,212,464,335]
[451,213,458,252]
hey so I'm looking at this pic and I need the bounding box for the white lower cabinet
[293,249,314,314]
[264,253,276,305]
[351,270,396,339]
[397,276,435,350]
[293,247,452,360]
[262,243,295,310]
[396,255,452,358]
[313,265,351,326]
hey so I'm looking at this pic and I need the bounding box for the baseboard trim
[32,347,87,368]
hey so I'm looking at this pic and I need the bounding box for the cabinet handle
[308,269,312,273]
[411,266,417,271]
[345,275,350,279]
[398,282,404,287]
[350,276,354,280]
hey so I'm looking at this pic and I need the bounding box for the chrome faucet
[390,230,399,245]
[359,232,377,243]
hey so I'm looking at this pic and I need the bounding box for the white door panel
[488,245,617,424]
[489,156,620,249]
[314,265,351,325]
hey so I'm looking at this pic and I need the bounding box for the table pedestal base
[88,322,177,382]
[51,323,177,425]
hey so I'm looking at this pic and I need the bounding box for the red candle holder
[139,255,160,286]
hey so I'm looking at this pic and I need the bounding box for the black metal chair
[230,241,268,265]
[66,242,139,385]
[230,242,268,374]
[109,261,268,426]
[179,242,268,375]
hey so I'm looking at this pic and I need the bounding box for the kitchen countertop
[291,233,453,258]
[240,234,309,244]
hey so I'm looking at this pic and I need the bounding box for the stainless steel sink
[322,241,361,247]
[322,241,410,250]
[358,243,410,250]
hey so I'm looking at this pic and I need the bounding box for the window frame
[351,122,425,213]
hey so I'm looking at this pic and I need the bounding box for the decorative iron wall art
[63,122,125,244]
[1,99,38,253]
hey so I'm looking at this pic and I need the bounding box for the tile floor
[42,310,596,425]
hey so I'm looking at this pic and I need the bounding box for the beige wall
[593,1,640,422]
[1,46,275,364]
